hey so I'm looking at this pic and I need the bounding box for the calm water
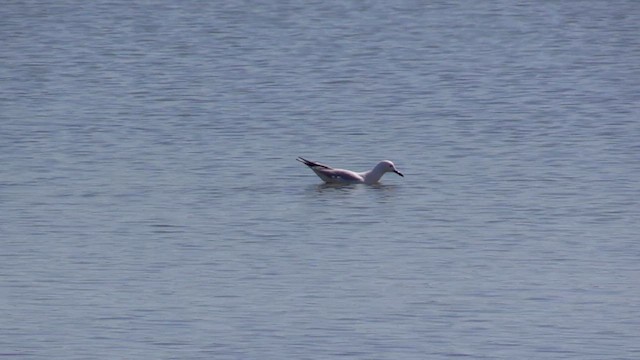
[2,1,639,359]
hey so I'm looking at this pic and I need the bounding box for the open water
[1,1,639,359]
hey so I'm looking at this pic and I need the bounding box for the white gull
[297,157,404,185]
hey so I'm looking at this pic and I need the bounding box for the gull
[297,157,404,184]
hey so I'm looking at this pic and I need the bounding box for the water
[2,1,639,359]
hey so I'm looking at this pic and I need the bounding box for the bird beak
[394,170,404,177]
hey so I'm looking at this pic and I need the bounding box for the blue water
[2,1,639,359]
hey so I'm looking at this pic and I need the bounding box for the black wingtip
[296,156,312,167]
[296,157,331,170]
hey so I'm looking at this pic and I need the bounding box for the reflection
[369,183,398,192]
[308,182,358,195]
[307,182,399,195]
[314,183,357,191]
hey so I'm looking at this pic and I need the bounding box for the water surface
[1,1,639,359]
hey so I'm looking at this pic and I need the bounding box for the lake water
[1,1,639,359]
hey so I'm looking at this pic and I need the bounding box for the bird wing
[297,157,363,183]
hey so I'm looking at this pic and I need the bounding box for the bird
[297,157,404,185]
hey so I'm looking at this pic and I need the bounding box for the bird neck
[363,166,386,184]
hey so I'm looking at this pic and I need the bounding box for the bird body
[297,157,404,184]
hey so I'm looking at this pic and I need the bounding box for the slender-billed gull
[297,157,404,184]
